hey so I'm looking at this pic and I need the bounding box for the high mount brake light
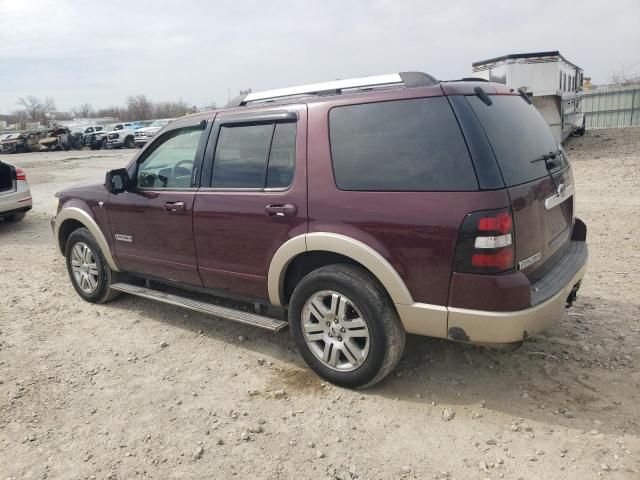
[15,168,26,181]
[454,208,515,274]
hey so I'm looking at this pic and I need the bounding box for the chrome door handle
[265,204,298,217]
[164,201,186,213]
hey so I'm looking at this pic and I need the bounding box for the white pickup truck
[104,122,139,149]
[133,118,173,147]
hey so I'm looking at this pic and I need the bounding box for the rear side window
[467,95,567,186]
[329,97,478,191]
[212,122,296,189]
[266,123,296,188]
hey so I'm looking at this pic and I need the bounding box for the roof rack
[231,72,438,107]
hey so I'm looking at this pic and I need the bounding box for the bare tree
[52,111,73,121]
[73,103,93,119]
[154,100,190,118]
[202,99,217,111]
[10,109,28,124]
[17,96,56,123]
[609,64,640,86]
[95,106,124,121]
[126,94,154,120]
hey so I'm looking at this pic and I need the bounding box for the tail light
[15,168,26,181]
[454,208,515,274]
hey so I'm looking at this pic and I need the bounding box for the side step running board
[110,282,288,332]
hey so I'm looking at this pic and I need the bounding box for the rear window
[329,98,478,191]
[467,95,568,186]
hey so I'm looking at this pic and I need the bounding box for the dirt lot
[1,129,639,479]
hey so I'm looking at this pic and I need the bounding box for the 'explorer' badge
[115,234,133,243]
[519,252,541,270]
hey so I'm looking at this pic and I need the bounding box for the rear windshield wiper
[531,150,562,194]
[530,150,561,166]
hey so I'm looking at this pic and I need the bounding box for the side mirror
[105,168,130,194]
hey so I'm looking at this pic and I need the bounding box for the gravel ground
[1,129,639,479]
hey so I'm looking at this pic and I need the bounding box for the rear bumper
[0,184,32,215]
[0,205,32,217]
[447,241,587,344]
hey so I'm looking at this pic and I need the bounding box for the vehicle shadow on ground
[103,291,639,437]
[0,212,54,245]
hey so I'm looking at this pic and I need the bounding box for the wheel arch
[268,233,413,307]
[54,206,121,271]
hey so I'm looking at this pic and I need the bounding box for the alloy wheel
[301,290,370,372]
[70,242,99,294]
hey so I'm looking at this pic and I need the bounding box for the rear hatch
[466,94,574,281]
[0,161,16,194]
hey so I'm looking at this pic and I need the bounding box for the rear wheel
[65,228,120,303]
[289,264,405,388]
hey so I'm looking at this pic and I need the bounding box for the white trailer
[471,51,586,143]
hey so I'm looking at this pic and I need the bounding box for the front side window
[329,97,477,191]
[136,127,203,189]
[211,121,296,189]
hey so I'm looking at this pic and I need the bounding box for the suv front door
[193,106,308,300]
[107,120,210,285]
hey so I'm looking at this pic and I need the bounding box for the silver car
[0,160,32,221]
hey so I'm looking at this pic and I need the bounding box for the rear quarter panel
[306,90,511,306]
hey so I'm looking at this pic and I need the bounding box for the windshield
[150,120,168,128]
[467,95,568,186]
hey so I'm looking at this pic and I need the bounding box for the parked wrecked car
[39,126,83,151]
[0,131,46,154]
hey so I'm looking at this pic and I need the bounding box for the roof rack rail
[232,71,438,107]
[443,77,490,83]
[460,77,489,82]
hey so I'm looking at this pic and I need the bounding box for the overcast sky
[1,0,638,114]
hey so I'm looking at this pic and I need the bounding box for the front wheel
[65,227,120,303]
[124,136,135,149]
[289,264,405,388]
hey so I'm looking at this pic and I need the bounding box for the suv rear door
[466,94,574,282]
[192,105,308,300]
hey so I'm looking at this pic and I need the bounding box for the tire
[124,136,135,149]
[65,227,121,304]
[2,212,25,222]
[289,264,406,389]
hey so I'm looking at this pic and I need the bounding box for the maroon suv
[52,72,588,388]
